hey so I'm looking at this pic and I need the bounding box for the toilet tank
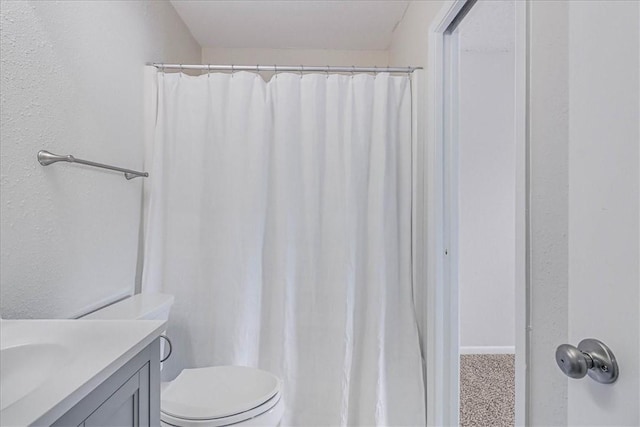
[83,293,174,321]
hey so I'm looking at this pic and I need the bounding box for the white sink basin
[0,318,165,425]
[0,342,71,410]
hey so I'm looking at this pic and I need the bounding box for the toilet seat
[160,366,282,427]
[161,392,282,427]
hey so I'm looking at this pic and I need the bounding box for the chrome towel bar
[37,150,148,180]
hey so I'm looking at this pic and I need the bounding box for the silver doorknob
[555,338,618,384]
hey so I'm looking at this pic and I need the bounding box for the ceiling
[170,1,410,51]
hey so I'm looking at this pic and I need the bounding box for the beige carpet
[460,354,515,427]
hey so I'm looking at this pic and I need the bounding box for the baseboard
[460,346,515,355]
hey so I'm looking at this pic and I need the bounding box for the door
[427,1,527,425]
[453,1,518,425]
[83,370,145,427]
[430,0,638,425]
[529,1,639,425]
[565,1,639,424]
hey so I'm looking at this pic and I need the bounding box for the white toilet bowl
[84,294,284,427]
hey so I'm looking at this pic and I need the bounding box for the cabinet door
[52,339,159,427]
[83,363,150,427]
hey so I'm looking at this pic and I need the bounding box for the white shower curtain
[142,71,424,426]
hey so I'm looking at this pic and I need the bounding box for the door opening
[426,1,528,425]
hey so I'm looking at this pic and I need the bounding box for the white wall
[0,1,200,319]
[388,1,444,70]
[387,0,444,363]
[457,1,516,351]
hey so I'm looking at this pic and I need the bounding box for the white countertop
[0,319,165,426]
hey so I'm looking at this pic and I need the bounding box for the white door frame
[425,1,529,425]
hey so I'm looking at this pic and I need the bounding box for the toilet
[84,293,284,427]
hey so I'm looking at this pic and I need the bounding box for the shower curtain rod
[152,63,421,74]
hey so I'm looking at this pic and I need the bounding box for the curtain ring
[274,64,278,79]
[179,64,183,77]
[231,64,235,78]
[326,65,329,79]
[256,64,260,73]
[351,65,355,78]
[207,64,211,78]
[374,65,377,78]
[299,65,304,79]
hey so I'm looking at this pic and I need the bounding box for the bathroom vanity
[0,319,164,426]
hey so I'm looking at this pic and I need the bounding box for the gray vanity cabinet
[52,338,160,426]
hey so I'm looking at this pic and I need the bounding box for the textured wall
[0,1,200,319]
